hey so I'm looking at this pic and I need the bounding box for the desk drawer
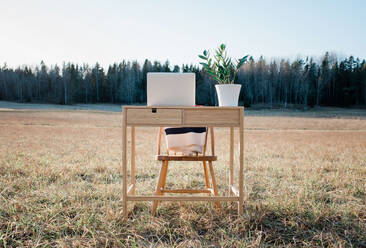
[126,108,182,125]
[184,109,240,126]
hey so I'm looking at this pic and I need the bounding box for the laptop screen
[147,73,195,106]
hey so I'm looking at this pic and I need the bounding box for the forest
[0,52,365,108]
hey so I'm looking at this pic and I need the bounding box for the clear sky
[1,0,365,68]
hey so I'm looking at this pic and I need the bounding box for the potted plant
[198,44,248,106]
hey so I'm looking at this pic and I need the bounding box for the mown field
[0,106,365,247]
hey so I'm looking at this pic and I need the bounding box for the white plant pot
[215,84,241,106]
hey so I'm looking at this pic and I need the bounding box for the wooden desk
[122,106,244,216]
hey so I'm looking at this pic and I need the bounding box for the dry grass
[0,108,365,247]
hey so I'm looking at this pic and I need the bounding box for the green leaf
[220,44,226,51]
[224,58,231,67]
[203,50,208,56]
[237,55,249,69]
[241,55,249,62]
[198,55,207,60]
[206,70,216,77]
[215,50,221,59]
[205,67,215,73]
[216,76,222,82]
[236,62,243,69]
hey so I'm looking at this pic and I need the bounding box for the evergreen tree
[0,53,365,107]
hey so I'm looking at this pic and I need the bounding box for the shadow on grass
[124,202,366,247]
[1,201,365,247]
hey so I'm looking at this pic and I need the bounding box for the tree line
[0,52,365,107]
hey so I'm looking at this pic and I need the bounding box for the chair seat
[155,155,217,161]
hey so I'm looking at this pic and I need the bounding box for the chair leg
[152,161,168,215]
[208,161,222,210]
[161,161,169,189]
[202,161,211,195]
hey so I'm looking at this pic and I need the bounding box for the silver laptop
[147,73,195,106]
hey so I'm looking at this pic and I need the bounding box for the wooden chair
[152,126,221,215]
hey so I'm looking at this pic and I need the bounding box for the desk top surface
[123,105,244,110]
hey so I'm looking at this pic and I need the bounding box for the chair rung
[156,155,217,161]
[161,189,211,194]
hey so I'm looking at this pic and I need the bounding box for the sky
[1,0,365,68]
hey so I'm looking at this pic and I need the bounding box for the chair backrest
[157,127,215,156]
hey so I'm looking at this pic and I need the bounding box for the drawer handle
[152,108,157,113]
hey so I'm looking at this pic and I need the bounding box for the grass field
[0,106,365,247]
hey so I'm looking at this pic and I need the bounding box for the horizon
[1,0,366,69]
[1,51,364,71]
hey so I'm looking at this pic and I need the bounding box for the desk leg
[238,110,244,215]
[122,110,128,217]
[131,126,135,195]
[210,127,215,155]
[229,127,234,196]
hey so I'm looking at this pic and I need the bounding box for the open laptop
[147,72,195,106]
